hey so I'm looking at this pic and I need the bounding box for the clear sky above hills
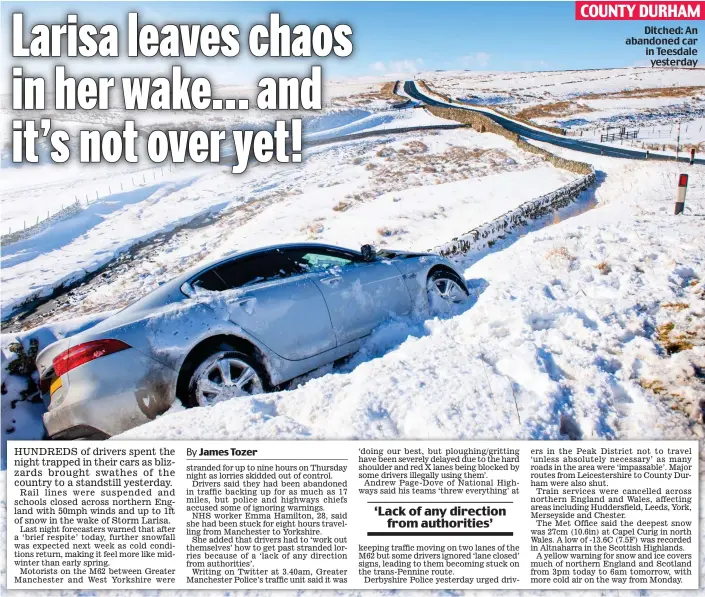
[3,1,701,88]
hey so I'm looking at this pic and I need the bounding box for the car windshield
[284,248,361,273]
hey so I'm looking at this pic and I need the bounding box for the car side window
[192,251,300,292]
[219,251,301,288]
[286,249,361,273]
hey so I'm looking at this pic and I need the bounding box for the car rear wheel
[426,269,469,313]
[186,347,265,407]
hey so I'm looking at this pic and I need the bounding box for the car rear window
[191,269,227,292]
[192,251,300,292]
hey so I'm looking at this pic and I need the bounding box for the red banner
[576,1,705,19]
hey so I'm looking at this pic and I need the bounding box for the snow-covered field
[1,117,566,320]
[425,67,705,147]
[112,153,704,443]
[424,67,703,102]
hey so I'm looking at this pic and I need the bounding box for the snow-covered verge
[305,106,451,141]
[118,158,704,444]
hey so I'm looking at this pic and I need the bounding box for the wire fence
[567,122,704,140]
[1,164,174,246]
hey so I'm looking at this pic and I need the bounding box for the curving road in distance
[404,80,704,165]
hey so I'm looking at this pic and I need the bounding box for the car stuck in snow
[35,243,468,439]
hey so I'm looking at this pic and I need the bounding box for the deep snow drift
[121,157,705,445]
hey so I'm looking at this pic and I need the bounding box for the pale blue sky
[4,1,702,86]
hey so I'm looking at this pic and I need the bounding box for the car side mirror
[361,244,377,262]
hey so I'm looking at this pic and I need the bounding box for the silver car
[36,243,469,439]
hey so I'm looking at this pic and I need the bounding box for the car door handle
[320,276,342,285]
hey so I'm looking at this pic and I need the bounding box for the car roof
[187,242,363,281]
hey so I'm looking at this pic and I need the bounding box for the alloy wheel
[193,352,264,406]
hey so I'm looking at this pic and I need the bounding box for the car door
[282,247,412,346]
[190,249,336,361]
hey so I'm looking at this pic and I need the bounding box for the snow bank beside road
[122,159,705,444]
[306,107,455,141]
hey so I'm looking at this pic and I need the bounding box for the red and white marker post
[675,174,688,215]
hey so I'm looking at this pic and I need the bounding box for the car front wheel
[187,346,265,407]
[426,269,469,313]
